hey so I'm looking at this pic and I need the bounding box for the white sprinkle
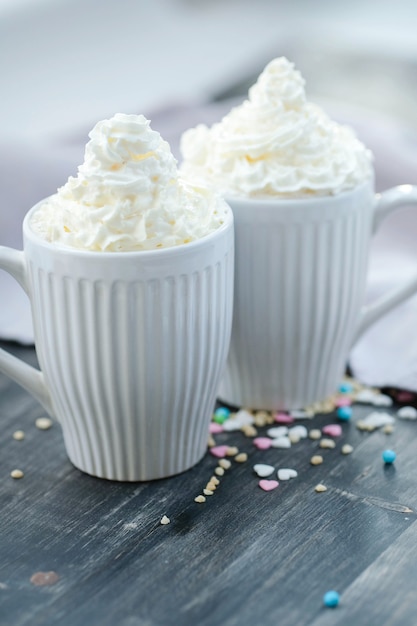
[315,483,327,492]
[194,495,206,503]
[203,489,214,496]
[355,389,378,403]
[35,417,53,430]
[357,411,395,430]
[372,394,393,407]
[13,430,25,441]
[266,426,288,438]
[309,429,322,440]
[253,463,275,478]
[271,436,291,449]
[319,438,336,449]
[397,406,417,420]
[11,469,24,479]
[222,409,254,431]
[214,467,225,477]
[218,458,231,470]
[341,444,354,455]
[289,425,308,439]
[160,515,170,525]
[277,468,298,481]
[383,424,395,435]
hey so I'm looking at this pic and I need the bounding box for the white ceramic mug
[0,200,234,481]
[218,179,417,411]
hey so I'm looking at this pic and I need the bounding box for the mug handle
[353,184,417,344]
[0,246,54,416]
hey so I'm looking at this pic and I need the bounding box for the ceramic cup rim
[23,197,234,259]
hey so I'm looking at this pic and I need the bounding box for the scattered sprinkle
[274,413,294,424]
[209,445,229,458]
[382,449,396,464]
[226,446,239,456]
[213,406,231,423]
[218,458,231,470]
[10,469,24,479]
[277,468,298,481]
[209,422,224,434]
[254,411,270,427]
[310,455,323,466]
[397,406,417,420]
[241,424,258,438]
[357,411,395,431]
[322,424,342,437]
[30,571,59,587]
[35,417,53,430]
[289,425,308,439]
[160,515,170,525]
[259,479,279,491]
[223,409,254,432]
[335,396,352,407]
[290,409,314,419]
[383,424,394,435]
[203,488,214,496]
[206,481,217,491]
[288,433,300,444]
[336,406,352,421]
[210,476,220,485]
[214,467,225,477]
[309,429,322,440]
[235,452,248,463]
[253,464,275,478]
[372,394,393,407]
[13,430,25,441]
[323,590,340,608]
[341,444,354,455]
[315,483,327,492]
[207,435,216,448]
[253,437,272,450]
[266,426,288,438]
[271,436,291,449]
[194,495,206,503]
[319,438,336,449]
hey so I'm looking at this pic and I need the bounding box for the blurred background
[1,0,417,390]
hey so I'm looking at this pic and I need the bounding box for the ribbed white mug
[0,200,234,481]
[218,179,417,411]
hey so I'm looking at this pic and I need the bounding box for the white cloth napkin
[1,100,417,390]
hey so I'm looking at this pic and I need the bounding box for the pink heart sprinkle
[274,413,294,424]
[253,437,272,450]
[209,445,229,458]
[209,422,224,434]
[322,424,342,437]
[259,479,279,491]
[335,396,352,407]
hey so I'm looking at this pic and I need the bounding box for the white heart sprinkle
[266,426,288,438]
[397,406,417,420]
[288,425,308,439]
[277,468,298,481]
[372,394,393,407]
[271,436,291,449]
[362,411,395,428]
[222,409,254,431]
[355,389,377,403]
[253,463,275,478]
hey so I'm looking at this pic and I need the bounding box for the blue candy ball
[337,406,352,421]
[382,449,396,464]
[323,590,340,608]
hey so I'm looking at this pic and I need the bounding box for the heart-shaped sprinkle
[372,394,393,407]
[271,436,291,449]
[322,424,342,437]
[397,406,417,420]
[209,445,229,458]
[209,422,224,434]
[253,463,275,478]
[222,409,254,432]
[274,413,294,424]
[267,426,289,438]
[253,437,272,450]
[289,425,308,439]
[259,479,279,491]
[277,468,298,481]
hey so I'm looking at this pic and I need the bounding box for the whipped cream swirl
[180,57,373,197]
[31,114,227,251]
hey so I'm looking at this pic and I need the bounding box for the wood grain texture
[1,341,417,625]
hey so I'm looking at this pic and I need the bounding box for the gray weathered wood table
[1,340,417,626]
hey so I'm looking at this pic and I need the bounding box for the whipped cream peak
[31,113,227,251]
[180,57,373,198]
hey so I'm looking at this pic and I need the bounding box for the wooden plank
[1,341,417,625]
